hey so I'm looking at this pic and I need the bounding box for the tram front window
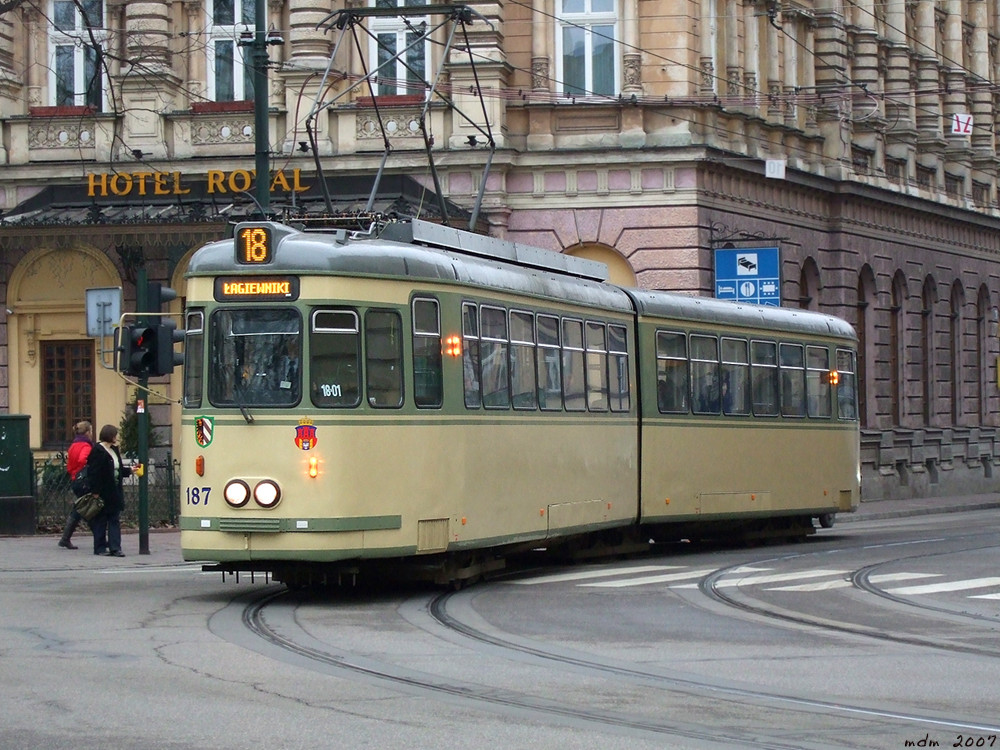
[209,308,302,407]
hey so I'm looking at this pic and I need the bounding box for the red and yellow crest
[294,417,317,450]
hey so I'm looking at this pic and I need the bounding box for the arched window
[922,276,937,426]
[857,265,877,428]
[798,257,820,311]
[977,286,992,424]
[891,271,907,425]
[950,281,965,424]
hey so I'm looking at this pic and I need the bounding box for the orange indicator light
[308,456,319,478]
[461,517,467,526]
[827,370,840,385]
[445,335,462,357]
[195,455,205,477]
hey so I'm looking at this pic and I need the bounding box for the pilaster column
[531,0,549,91]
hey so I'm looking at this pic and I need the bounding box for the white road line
[581,568,718,588]
[868,572,941,583]
[887,577,1000,595]
[714,569,849,588]
[768,579,853,591]
[509,565,679,585]
[970,593,1000,600]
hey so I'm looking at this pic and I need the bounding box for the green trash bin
[0,415,35,535]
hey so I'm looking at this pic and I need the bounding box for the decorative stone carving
[356,112,422,139]
[190,117,255,145]
[623,54,642,90]
[531,57,549,91]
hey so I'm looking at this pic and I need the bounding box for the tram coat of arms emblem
[294,418,317,450]
[195,416,214,447]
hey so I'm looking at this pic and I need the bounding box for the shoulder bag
[73,492,105,522]
[70,465,91,498]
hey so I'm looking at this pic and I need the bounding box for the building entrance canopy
[0,172,472,230]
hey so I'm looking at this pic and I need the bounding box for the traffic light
[151,319,185,376]
[144,281,184,376]
[119,324,157,377]
[146,281,177,324]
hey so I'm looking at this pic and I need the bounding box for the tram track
[699,537,1000,659]
[230,563,1000,747]
[239,586,809,749]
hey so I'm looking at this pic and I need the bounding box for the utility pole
[135,269,150,555]
[253,0,270,214]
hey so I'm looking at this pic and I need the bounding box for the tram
[178,218,859,586]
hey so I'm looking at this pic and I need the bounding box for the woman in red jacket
[58,421,93,549]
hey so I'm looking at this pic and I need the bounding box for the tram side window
[721,337,751,415]
[365,310,403,408]
[510,310,537,409]
[586,321,609,411]
[806,345,832,418]
[656,331,688,413]
[536,314,562,411]
[608,323,630,412]
[412,298,442,408]
[836,348,859,420]
[462,303,481,408]
[691,335,720,414]
[481,305,510,409]
[183,310,204,408]
[208,308,302,408]
[562,318,586,411]
[779,342,806,417]
[310,309,361,408]
[750,340,779,416]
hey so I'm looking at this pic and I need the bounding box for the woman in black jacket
[85,424,135,557]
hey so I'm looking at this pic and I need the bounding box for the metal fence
[33,453,181,534]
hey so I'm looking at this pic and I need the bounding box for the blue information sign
[714,247,781,306]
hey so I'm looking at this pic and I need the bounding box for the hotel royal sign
[85,168,310,198]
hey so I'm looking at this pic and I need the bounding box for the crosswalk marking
[886,577,1000,595]
[868,572,941,583]
[510,565,1000,602]
[581,568,717,588]
[713,569,849,588]
[510,564,678,585]
[768,579,852,591]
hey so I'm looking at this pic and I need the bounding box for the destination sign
[214,276,300,302]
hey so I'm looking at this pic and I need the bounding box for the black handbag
[70,465,91,498]
[73,493,105,522]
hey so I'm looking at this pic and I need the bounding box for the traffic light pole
[136,270,150,555]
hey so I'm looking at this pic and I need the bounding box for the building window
[42,340,95,450]
[556,0,618,97]
[49,0,104,109]
[208,0,255,101]
[369,0,429,97]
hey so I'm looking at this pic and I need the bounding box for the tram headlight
[224,480,251,508]
[254,480,281,508]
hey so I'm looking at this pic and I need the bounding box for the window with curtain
[556,0,618,97]
[208,0,256,101]
[50,0,105,109]
[369,0,429,97]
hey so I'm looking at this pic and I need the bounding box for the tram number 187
[185,487,212,506]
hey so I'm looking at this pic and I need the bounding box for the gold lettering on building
[86,169,310,198]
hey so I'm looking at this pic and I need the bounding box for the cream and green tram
[629,291,860,540]
[178,219,859,585]
[179,220,641,585]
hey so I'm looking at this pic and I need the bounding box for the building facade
[2,0,1000,500]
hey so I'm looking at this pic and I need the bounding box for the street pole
[254,0,270,215]
[136,270,150,555]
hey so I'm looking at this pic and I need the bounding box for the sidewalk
[841,492,1000,522]
[2,494,998,571]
